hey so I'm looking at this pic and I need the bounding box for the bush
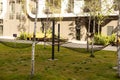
[108,34,116,43]
[26,33,32,40]
[94,34,115,45]
[36,32,44,38]
[18,30,67,42]
[19,32,27,40]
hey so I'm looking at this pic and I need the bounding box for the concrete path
[0,38,117,51]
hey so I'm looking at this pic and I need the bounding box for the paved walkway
[0,38,117,51]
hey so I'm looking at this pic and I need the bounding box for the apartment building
[0,0,119,41]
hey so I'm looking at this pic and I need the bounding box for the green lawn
[0,42,119,80]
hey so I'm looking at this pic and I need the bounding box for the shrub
[46,29,52,38]
[94,34,106,45]
[26,33,32,40]
[94,34,115,45]
[18,30,67,42]
[36,32,44,38]
[108,34,115,43]
[19,32,27,40]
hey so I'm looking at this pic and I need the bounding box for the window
[113,0,119,11]
[75,17,81,40]
[16,0,24,3]
[67,0,74,13]
[0,19,3,24]
[29,0,37,14]
[84,0,101,12]
[9,0,15,19]
[0,2,3,15]
[9,13,14,19]
[9,0,15,13]
[16,12,21,19]
[16,12,26,21]
[16,0,21,3]
[107,26,113,36]
[45,0,61,13]
[31,0,36,2]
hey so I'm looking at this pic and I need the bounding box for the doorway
[0,25,3,36]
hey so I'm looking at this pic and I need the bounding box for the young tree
[43,8,52,49]
[84,0,100,57]
[86,16,91,52]
[96,0,114,34]
[20,0,38,77]
[85,0,114,56]
[83,0,96,53]
[31,0,38,77]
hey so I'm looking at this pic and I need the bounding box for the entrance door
[76,28,80,40]
[0,25,3,36]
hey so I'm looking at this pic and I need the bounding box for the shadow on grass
[0,41,32,49]
[63,47,89,54]
[63,44,110,54]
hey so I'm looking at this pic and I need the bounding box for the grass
[0,42,119,80]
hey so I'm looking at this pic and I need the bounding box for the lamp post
[52,20,55,60]
[58,24,60,52]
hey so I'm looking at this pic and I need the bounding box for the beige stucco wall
[3,19,42,37]
[101,20,117,36]
[3,16,118,40]
[2,1,42,37]
[55,18,87,41]
[55,20,76,40]
[3,20,19,36]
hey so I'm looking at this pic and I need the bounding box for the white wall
[0,0,7,19]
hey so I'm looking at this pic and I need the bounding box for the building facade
[0,0,119,41]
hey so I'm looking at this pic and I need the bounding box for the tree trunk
[44,13,49,49]
[31,0,38,77]
[90,16,95,57]
[44,26,47,49]
[87,16,91,51]
[118,48,120,77]
[98,21,100,34]
[117,7,120,77]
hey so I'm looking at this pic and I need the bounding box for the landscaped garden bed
[17,32,68,42]
[94,34,116,46]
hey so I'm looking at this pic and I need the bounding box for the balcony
[31,7,36,14]
[43,8,52,14]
